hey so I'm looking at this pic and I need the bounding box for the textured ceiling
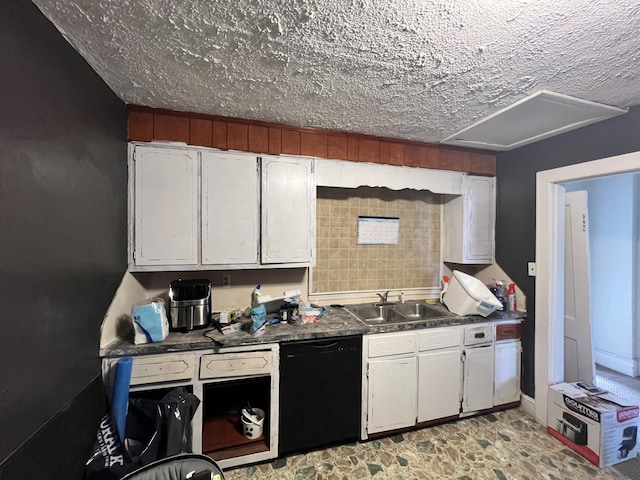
[33,0,640,145]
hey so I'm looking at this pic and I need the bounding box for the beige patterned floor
[223,408,634,480]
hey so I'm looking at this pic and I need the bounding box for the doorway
[534,150,640,424]
[564,180,640,405]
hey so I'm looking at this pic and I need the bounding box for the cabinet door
[261,156,314,264]
[462,345,494,412]
[494,341,521,405]
[367,357,417,434]
[443,175,495,264]
[201,152,259,265]
[466,176,495,262]
[418,348,462,422]
[132,146,198,266]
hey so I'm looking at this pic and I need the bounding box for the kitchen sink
[393,302,445,319]
[351,305,408,324]
[347,301,448,324]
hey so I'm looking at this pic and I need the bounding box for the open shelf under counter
[203,414,269,462]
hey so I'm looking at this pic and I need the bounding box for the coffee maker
[168,279,212,331]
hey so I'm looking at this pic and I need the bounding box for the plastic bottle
[495,280,507,311]
[507,283,517,311]
[440,276,449,303]
[251,284,262,308]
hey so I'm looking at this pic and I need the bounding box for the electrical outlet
[528,262,536,277]
[222,274,231,288]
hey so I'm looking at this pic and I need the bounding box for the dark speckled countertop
[100,304,526,358]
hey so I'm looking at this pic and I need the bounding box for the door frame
[534,150,640,424]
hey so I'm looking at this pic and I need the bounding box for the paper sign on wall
[357,216,400,245]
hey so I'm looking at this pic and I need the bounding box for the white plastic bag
[132,298,169,344]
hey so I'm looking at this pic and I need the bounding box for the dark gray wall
[0,1,127,477]
[496,105,640,398]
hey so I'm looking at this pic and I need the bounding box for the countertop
[101,303,526,358]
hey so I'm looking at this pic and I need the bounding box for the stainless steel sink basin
[348,301,448,324]
[352,305,407,324]
[394,302,444,319]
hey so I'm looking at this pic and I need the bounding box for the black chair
[120,453,224,480]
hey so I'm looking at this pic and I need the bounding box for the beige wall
[312,187,441,293]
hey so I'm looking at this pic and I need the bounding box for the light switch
[528,262,536,276]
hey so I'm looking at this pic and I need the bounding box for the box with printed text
[547,381,639,467]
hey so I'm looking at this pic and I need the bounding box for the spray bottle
[507,283,517,311]
[440,276,449,303]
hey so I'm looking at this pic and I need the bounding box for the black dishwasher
[279,335,362,455]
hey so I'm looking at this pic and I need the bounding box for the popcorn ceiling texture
[33,0,640,144]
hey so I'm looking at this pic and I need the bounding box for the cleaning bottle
[508,283,517,311]
[251,284,262,308]
[495,280,507,311]
[440,276,449,303]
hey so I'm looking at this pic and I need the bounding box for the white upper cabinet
[129,144,315,270]
[443,175,496,264]
[201,151,259,265]
[132,145,199,266]
[261,155,315,264]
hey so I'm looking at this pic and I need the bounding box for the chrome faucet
[376,291,390,304]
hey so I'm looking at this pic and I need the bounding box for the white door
[494,341,522,405]
[417,349,462,422]
[462,345,494,412]
[564,191,594,383]
[367,357,417,434]
[201,151,259,265]
[133,146,199,266]
[261,155,314,264]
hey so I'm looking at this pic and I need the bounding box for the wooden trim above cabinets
[127,105,496,176]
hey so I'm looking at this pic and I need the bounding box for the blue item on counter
[251,304,267,333]
[112,356,132,443]
[132,298,168,344]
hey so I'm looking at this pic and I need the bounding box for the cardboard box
[547,381,640,467]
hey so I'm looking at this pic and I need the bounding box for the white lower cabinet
[363,321,522,437]
[462,344,495,413]
[363,327,462,438]
[367,357,418,434]
[418,349,462,422]
[494,340,522,405]
[102,344,279,470]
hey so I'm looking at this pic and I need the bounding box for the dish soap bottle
[507,283,517,311]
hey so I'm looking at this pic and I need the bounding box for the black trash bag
[84,412,137,480]
[125,387,200,465]
[160,388,201,457]
[85,388,200,480]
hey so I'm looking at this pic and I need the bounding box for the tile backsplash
[312,187,441,293]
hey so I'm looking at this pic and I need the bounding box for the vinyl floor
[223,407,632,480]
